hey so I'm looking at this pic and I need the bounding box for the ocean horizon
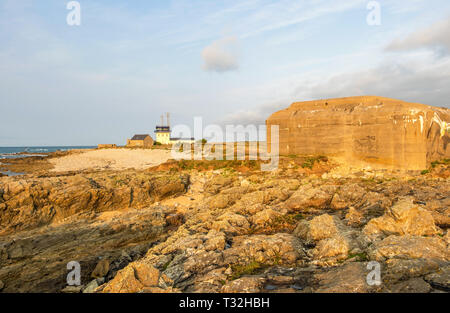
[0,146,96,159]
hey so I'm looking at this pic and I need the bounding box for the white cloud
[386,17,450,56]
[220,53,450,126]
[201,36,240,72]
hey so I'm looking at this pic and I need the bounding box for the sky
[0,0,450,146]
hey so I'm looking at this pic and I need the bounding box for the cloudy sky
[1,0,449,146]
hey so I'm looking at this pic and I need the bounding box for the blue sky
[1,0,450,146]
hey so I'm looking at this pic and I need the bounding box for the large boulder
[363,198,440,239]
[266,96,450,170]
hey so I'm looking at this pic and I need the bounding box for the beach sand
[49,148,173,172]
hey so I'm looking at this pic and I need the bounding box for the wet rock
[424,266,450,291]
[388,278,431,293]
[314,263,371,293]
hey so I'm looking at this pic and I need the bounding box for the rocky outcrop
[267,96,450,170]
[0,171,189,235]
[1,156,450,293]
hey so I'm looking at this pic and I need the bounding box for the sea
[0,146,96,176]
[0,146,96,159]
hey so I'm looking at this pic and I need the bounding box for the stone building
[266,96,450,170]
[126,134,154,148]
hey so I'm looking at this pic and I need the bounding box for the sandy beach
[49,148,173,172]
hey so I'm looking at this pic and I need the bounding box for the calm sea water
[0,146,95,159]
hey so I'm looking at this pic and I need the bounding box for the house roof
[131,134,151,141]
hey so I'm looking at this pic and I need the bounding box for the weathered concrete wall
[266,96,450,170]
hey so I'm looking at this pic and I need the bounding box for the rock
[384,258,441,283]
[166,213,184,226]
[364,198,439,239]
[424,266,450,291]
[101,262,161,293]
[133,262,160,287]
[83,280,99,293]
[369,235,449,261]
[0,280,4,291]
[61,285,82,293]
[388,278,431,293]
[285,185,336,212]
[221,276,265,293]
[266,96,450,170]
[250,209,282,227]
[330,184,366,210]
[444,231,450,245]
[91,259,110,278]
[312,235,349,265]
[191,268,228,293]
[345,207,365,226]
[211,213,250,236]
[294,214,339,241]
[313,263,371,293]
[223,233,304,266]
[208,194,234,209]
[0,172,189,235]
[430,211,450,228]
[204,176,234,194]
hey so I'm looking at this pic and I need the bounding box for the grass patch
[431,159,450,168]
[301,155,328,169]
[421,169,430,175]
[347,252,369,262]
[230,261,268,280]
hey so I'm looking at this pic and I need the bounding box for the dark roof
[131,134,151,140]
[155,126,171,133]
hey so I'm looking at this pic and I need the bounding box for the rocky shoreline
[0,151,449,293]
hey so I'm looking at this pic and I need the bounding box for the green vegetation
[230,261,268,280]
[431,159,450,168]
[301,155,328,169]
[421,169,430,175]
[273,213,304,226]
[347,252,369,262]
